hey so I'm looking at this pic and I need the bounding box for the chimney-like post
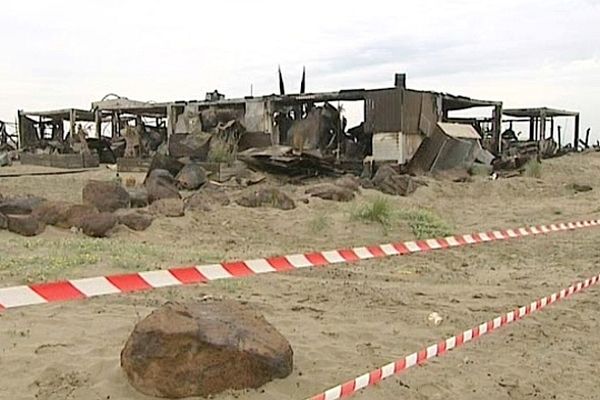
[394,73,406,89]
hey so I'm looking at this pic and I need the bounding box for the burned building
[16,73,505,173]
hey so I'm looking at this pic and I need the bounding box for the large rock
[121,300,293,398]
[306,183,356,202]
[176,163,208,190]
[32,201,98,228]
[0,195,46,215]
[127,187,150,208]
[77,212,117,238]
[236,188,296,210]
[147,153,185,178]
[83,180,130,212]
[150,198,185,218]
[334,175,361,192]
[117,211,154,231]
[145,169,181,204]
[7,214,45,236]
[184,188,230,212]
[371,165,418,196]
[168,132,212,160]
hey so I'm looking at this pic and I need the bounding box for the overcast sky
[1,0,598,142]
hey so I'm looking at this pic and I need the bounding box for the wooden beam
[574,114,580,150]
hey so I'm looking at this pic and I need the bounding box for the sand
[1,153,599,400]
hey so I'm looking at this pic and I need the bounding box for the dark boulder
[371,165,418,196]
[168,132,212,160]
[176,163,208,190]
[7,214,45,236]
[184,188,230,212]
[149,198,185,218]
[117,211,154,231]
[32,201,98,228]
[145,169,181,204]
[77,212,117,238]
[127,187,150,208]
[121,300,293,398]
[236,187,295,210]
[0,195,46,215]
[147,153,185,179]
[306,183,355,202]
[82,180,130,212]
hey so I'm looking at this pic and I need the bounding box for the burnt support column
[529,117,535,141]
[95,109,102,139]
[539,111,547,140]
[492,103,502,153]
[69,109,76,144]
[574,114,580,150]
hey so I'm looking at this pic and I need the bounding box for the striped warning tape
[306,273,600,400]
[0,219,598,312]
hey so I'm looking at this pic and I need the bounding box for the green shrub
[397,208,452,239]
[351,197,394,227]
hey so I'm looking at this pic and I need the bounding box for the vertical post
[95,109,102,139]
[529,117,535,141]
[539,111,546,141]
[557,126,562,149]
[69,109,76,143]
[166,105,174,138]
[550,117,555,139]
[492,103,502,153]
[574,114,580,150]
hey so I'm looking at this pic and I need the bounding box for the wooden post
[529,117,535,141]
[69,109,76,143]
[574,114,580,150]
[550,117,555,139]
[492,104,502,153]
[557,126,562,149]
[539,111,546,140]
[95,110,102,139]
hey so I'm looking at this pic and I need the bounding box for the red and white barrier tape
[0,219,598,312]
[306,273,600,400]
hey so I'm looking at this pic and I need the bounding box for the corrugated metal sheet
[419,92,440,137]
[437,122,481,139]
[364,89,402,134]
[402,90,422,134]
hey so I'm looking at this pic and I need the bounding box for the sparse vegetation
[351,197,394,228]
[308,213,330,234]
[0,237,224,284]
[207,137,238,165]
[469,164,492,177]
[523,159,543,178]
[397,208,453,239]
